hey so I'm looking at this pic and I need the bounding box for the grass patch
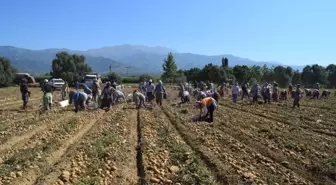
[0,164,13,177]
[55,119,78,135]
[86,131,116,159]
[83,131,117,175]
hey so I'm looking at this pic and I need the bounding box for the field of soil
[0,86,335,185]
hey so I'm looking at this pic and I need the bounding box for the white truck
[49,78,65,90]
[84,73,102,88]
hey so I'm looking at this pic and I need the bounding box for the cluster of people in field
[18,77,336,124]
[19,78,127,112]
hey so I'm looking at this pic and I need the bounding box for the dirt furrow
[136,109,146,185]
[160,105,241,184]
[8,110,107,185]
[0,109,72,142]
[34,104,138,185]
[220,105,336,155]
[223,103,336,140]
[246,102,336,128]
[140,107,219,184]
[168,104,314,184]
[0,111,76,153]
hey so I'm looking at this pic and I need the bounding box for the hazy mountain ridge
[0,45,305,75]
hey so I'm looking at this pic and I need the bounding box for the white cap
[159,80,162,84]
[44,79,48,82]
[149,79,152,82]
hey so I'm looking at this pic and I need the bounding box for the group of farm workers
[230,81,314,108]
[136,79,166,109]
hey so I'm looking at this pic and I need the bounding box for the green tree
[0,57,17,87]
[233,65,252,84]
[52,52,92,85]
[106,72,121,84]
[273,66,293,87]
[292,70,301,86]
[250,65,262,83]
[301,64,327,87]
[161,52,178,82]
[301,65,312,86]
[311,64,327,85]
[174,70,187,83]
[139,74,153,82]
[183,67,202,83]
[326,64,336,88]
[261,65,275,83]
[221,57,229,68]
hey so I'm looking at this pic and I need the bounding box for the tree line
[0,52,159,87]
[0,51,335,88]
[161,53,336,88]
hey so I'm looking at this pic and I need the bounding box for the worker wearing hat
[100,82,113,109]
[154,80,166,106]
[195,97,217,123]
[293,84,302,108]
[20,78,31,109]
[146,79,155,103]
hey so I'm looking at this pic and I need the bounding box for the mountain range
[0,45,306,76]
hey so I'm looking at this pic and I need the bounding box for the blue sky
[1,0,335,65]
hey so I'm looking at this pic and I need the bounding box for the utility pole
[109,65,112,73]
[126,66,131,76]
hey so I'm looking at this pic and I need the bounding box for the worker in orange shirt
[195,97,217,123]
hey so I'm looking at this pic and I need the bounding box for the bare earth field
[0,87,335,185]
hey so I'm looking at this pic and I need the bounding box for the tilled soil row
[160,105,246,184]
[34,104,138,185]
[167,103,313,185]
[223,103,336,140]
[0,108,73,143]
[217,108,335,185]
[4,108,109,185]
[173,98,335,184]
[139,107,218,185]
[0,116,83,184]
[219,104,336,158]
[238,101,336,128]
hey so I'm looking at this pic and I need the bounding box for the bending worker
[69,90,88,113]
[195,97,217,123]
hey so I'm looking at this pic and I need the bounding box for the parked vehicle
[49,78,65,90]
[14,73,39,87]
[84,73,102,88]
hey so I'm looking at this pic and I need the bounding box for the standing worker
[20,79,31,110]
[241,82,250,101]
[100,82,113,109]
[195,97,217,124]
[61,82,69,101]
[41,79,55,110]
[154,80,166,106]
[293,84,302,108]
[91,79,101,102]
[75,81,79,90]
[232,82,239,103]
[288,83,293,98]
[251,83,261,103]
[146,79,155,104]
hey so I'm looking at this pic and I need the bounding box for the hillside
[0,45,305,75]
